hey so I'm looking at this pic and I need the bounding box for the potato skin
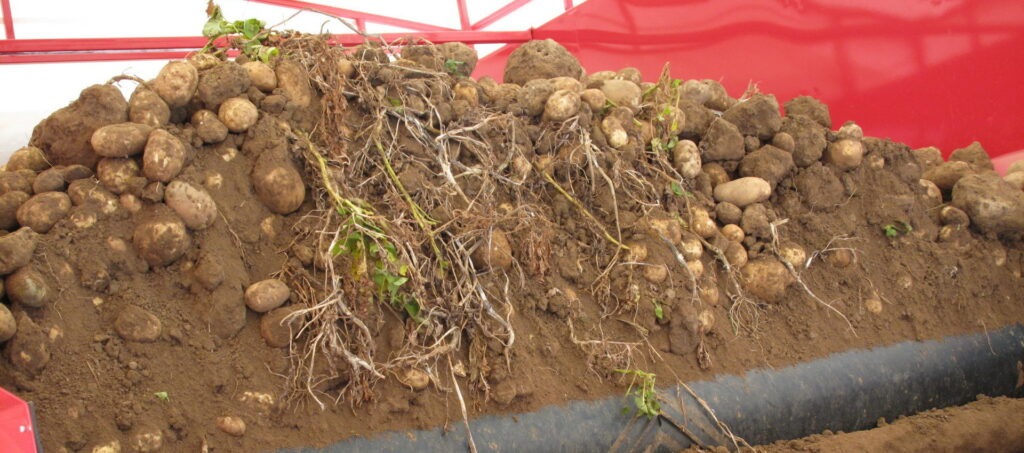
[6,266,54,308]
[218,97,259,133]
[0,227,39,275]
[132,206,191,267]
[0,191,29,230]
[251,152,305,215]
[128,86,171,127]
[142,129,187,183]
[16,192,71,233]
[97,157,143,195]
[164,180,217,230]
[244,279,291,313]
[90,123,153,158]
[152,61,199,108]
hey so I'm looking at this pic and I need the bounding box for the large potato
[128,86,171,127]
[741,257,794,303]
[251,152,305,215]
[133,206,191,267]
[164,180,217,230]
[244,279,291,313]
[218,97,259,133]
[90,123,153,158]
[142,129,187,183]
[97,157,144,194]
[713,177,772,208]
[5,147,50,172]
[0,228,38,275]
[151,61,199,108]
[0,191,29,230]
[6,266,53,308]
[16,192,71,233]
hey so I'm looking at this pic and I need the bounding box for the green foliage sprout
[444,58,465,75]
[154,391,169,402]
[883,221,913,238]
[615,369,661,418]
[202,1,279,63]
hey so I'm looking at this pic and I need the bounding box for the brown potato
[0,304,16,343]
[31,167,65,194]
[91,123,153,158]
[251,152,305,215]
[218,97,259,133]
[217,416,246,437]
[6,266,54,308]
[0,191,29,230]
[16,192,71,233]
[471,229,513,271]
[114,305,162,342]
[128,86,171,127]
[721,224,745,243]
[741,257,794,303]
[7,312,49,373]
[260,305,304,348]
[151,60,199,108]
[725,241,748,269]
[67,179,118,214]
[97,157,143,194]
[164,180,216,230]
[191,109,229,144]
[543,89,581,122]
[133,206,191,267]
[0,228,38,275]
[245,279,291,313]
[142,129,188,183]
[242,61,277,92]
[5,146,50,172]
[0,170,34,195]
[825,139,864,171]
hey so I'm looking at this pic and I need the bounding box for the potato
[724,241,748,268]
[16,192,71,233]
[720,224,745,243]
[543,89,581,122]
[32,167,66,193]
[133,206,191,267]
[471,229,514,271]
[825,248,855,268]
[864,295,883,315]
[6,266,53,308]
[276,60,315,108]
[97,157,143,194]
[656,104,686,136]
[67,179,118,214]
[1004,171,1024,191]
[647,217,682,244]
[771,132,795,153]
[142,129,188,183]
[713,177,772,208]
[696,309,715,334]
[245,279,291,313]
[702,163,730,189]
[114,305,162,342]
[825,139,864,171]
[741,257,794,303]
[0,191,29,230]
[120,193,142,214]
[61,164,93,182]
[918,179,942,207]
[679,233,703,261]
[242,61,277,92]
[625,242,648,262]
[260,305,304,348]
[128,87,170,128]
[643,264,668,283]
[837,121,863,140]
[218,97,259,133]
[550,76,583,93]
[0,228,38,275]
[600,116,629,148]
[217,416,246,437]
[164,181,217,230]
[453,81,480,107]
[715,202,742,226]
[399,368,431,391]
[599,79,641,111]
[251,152,306,215]
[687,259,705,278]
[579,88,606,111]
[671,139,701,179]
[698,283,720,306]
[7,312,49,373]
[940,206,970,227]
[191,109,230,144]
[688,208,717,239]
[0,304,16,343]
[129,427,163,453]
[778,242,806,268]
[6,146,49,172]
[152,61,199,108]
[0,170,34,195]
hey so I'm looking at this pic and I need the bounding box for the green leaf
[654,305,664,320]
[241,18,263,39]
[671,78,682,88]
[670,182,683,197]
[154,391,169,402]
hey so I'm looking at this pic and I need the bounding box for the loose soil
[0,36,1022,453]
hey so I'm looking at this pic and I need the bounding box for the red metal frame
[1,0,14,40]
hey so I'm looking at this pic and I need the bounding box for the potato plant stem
[539,169,628,250]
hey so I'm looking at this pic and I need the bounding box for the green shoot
[651,300,664,320]
[444,58,464,75]
[883,221,913,238]
[154,391,169,402]
[202,1,279,63]
[615,369,660,418]
[669,181,684,197]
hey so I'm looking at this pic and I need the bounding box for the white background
[0,0,582,161]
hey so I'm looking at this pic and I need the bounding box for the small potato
[0,304,16,342]
[120,193,142,214]
[60,165,93,182]
[97,158,143,194]
[218,97,259,133]
[260,305,304,348]
[251,152,305,215]
[826,248,855,268]
[702,163,730,189]
[689,209,716,239]
[128,87,171,128]
[725,241,748,269]
[164,180,217,230]
[600,117,629,148]
[643,264,668,283]
[647,217,682,244]
[696,309,715,334]
[543,89,581,122]
[778,242,806,268]
[579,88,606,111]
[16,192,71,233]
[152,60,199,108]
[67,179,118,214]
[5,147,49,172]
[940,206,970,227]
[471,229,514,271]
[625,242,648,262]
[114,305,162,342]
[919,179,942,206]
[142,129,188,183]
[679,233,703,261]
[599,79,641,111]
[133,207,191,267]
[687,259,705,278]
[698,284,720,306]
[453,81,480,107]
[771,132,795,153]
[31,168,66,194]
[6,266,53,308]
[671,139,701,179]
[864,296,883,315]
[550,76,582,93]
[720,224,744,243]
[276,60,315,108]
[400,368,430,391]
[825,139,864,171]
[217,416,246,437]
[243,61,277,92]
[0,227,38,275]
[0,170,34,195]
[91,122,152,158]
[0,191,29,230]
[191,109,229,144]
[838,122,864,140]
[245,279,291,313]
[713,177,772,208]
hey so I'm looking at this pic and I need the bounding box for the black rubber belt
[284,324,1024,452]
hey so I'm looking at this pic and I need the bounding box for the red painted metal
[456,0,472,30]
[1,0,14,39]
[475,0,1024,159]
[0,387,38,453]
[564,0,574,11]
[471,0,533,30]
[249,0,455,32]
